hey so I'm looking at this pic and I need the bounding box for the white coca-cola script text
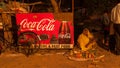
[58,33,71,39]
[20,18,55,31]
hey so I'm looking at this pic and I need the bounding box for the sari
[77,28,96,51]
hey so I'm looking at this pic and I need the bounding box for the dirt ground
[0,31,120,68]
[0,45,120,68]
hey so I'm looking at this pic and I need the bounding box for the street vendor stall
[0,0,74,56]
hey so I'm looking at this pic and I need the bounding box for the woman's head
[82,28,89,36]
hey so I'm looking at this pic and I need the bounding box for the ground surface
[0,32,120,68]
[0,46,120,68]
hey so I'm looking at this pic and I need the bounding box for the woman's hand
[85,38,96,48]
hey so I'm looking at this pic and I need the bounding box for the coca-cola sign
[16,13,74,48]
[20,18,55,31]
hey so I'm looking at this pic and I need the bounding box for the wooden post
[72,0,74,13]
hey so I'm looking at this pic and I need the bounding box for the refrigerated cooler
[16,13,74,49]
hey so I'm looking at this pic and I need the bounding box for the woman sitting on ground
[67,29,104,61]
[67,28,105,61]
[77,28,96,51]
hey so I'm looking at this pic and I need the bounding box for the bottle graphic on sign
[58,21,71,44]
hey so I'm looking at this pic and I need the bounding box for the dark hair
[4,0,9,4]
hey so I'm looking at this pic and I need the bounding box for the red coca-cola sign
[16,13,74,49]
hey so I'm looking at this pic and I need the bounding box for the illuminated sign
[16,13,74,49]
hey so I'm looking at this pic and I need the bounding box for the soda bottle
[58,21,71,44]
